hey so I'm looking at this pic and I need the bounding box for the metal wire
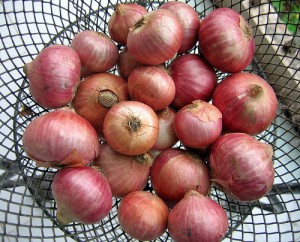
[0,0,300,241]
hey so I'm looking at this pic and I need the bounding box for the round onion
[168,190,228,242]
[173,100,222,149]
[93,143,153,198]
[24,44,81,109]
[108,3,147,45]
[103,101,159,155]
[198,8,255,73]
[52,166,112,224]
[71,30,119,77]
[118,191,169,241]
[71,73,129,136]
[22,108,99,168]
[169,54,217,110]
[209,133,275,202]
[128,66,176,111]
[212,72,278,135]
[127,9,183,65]
[159,1,200,53]
[150,148,211,208]
[152,107,178,150]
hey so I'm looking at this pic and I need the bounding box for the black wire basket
[1,0,300,241]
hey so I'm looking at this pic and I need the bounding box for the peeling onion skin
[168,190,228,242]
[22,108,99,168]
[52,166,112,225]
[209,133,275,202]
[24,44,81,109]
[117,191,169,241]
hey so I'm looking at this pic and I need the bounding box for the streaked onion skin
[118,191,169,241]
[168,190,228,242]
[127,9,183,65]
[209,133,275,202]
[24,44,81,109]
[52,166,112,224]
[93,143,153,198]
[212,72,278,135]
[22,108,99,168]
[198,8,255,73]
[150,148,211,208]
[173,100,222,149]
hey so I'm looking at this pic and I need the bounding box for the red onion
[198,8,255,73]
[212,72,278,135]
[22,108,99,168]
[24,44,81,109]
[159,1,200,53]
[118,191,169,241]
[168,190,228,242]
[108,3,147,45]
[128,66,176,111]
[127,9,183,65]
[169,54,217,110]
[150,148,211,208]
[103,101,159,155]
[117,47,145,80]
[152,107,178,150]
[71,30,119,77]
[71,73,129,136]
[173,100,222,149]
[209,133,275,202]
[93,143,153,198]
[52,166,112,224]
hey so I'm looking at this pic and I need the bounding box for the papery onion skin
[212,72,278,135]
[71,73,129,136]
[209,133,275,202]
[150,148,211,208]
[52,166,112,224]
[168,190,228,242]
[128,66,176,111]
[103,101,159,155]
[169,54,217,110]
[118,191,169,241]
[24,44,81,109]
[93,143,153,198]
[71,30,119,77]
[108,3,147,45]
[22,108,99,168]
[127,9,183,65]
[173,100,222,149]
[198,8,255,73]
[159,1,200,54]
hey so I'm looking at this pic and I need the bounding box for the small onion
[108,3,147,45]
[93,143,153,198]
[118,191,169,241]
[150,148,211,208]
[24,44,81,109]
[71,73,129,136]
[169,54,217,110]
[212,72,278,135]
[173,100,222,149]
[71,30,119,77]
[127,9,183,65]
[209,133,275,202]
[52,166,112,224]
[128,66,176,111]
[198,8,255,73]
[168,190,228,242]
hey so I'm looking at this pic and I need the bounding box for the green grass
[271,0,300,34]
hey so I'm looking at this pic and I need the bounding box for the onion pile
[22,3,279,241]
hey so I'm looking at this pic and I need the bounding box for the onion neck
[131,17,146,31]
[97,89,119,109]
[239,16,252,41]
[126,116,141,132]
[135,152,153,165]
[248,84,263,98]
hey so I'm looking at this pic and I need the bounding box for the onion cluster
[22,3,279,241]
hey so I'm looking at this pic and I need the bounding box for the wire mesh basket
[1,0,300,241]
